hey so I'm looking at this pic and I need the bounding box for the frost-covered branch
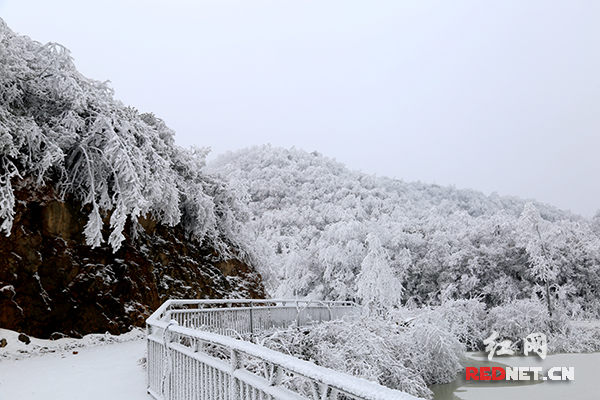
[0,19,254,259]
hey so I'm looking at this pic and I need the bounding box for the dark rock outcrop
[0,180,265,338]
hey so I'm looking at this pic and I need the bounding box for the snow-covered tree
[356,234,404,313]
[0,19,253,260]
[518,202,558,316]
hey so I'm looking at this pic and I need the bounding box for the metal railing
[161,299,357,337]
[146,299,421,400]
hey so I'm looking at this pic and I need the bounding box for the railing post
[249,304,254,338]
[161,320,178,400]
[230,349,243,399]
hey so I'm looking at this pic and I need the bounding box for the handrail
[146,299,421,400]
[149,299,360,337]
[150,298,357,316]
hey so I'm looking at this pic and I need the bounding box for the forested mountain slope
[0,19,264,338]
[208,145,600,316]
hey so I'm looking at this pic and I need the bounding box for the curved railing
[146,299,421,400]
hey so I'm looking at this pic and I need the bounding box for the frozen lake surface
[432,351,600,400]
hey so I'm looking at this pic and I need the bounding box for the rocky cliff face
[0,180,265,338]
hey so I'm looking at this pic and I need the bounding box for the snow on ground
[0,329,151,400]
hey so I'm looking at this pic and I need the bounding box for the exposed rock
[0,338,7,347]
[18,333,30,344]
[0,181,266,338]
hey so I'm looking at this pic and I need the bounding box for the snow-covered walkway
[0,336,150,400]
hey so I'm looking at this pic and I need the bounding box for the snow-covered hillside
[208,145,600,316]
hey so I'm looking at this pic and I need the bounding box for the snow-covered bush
[393,300,600,355]
[550,323,600,353]
[437,299,488,351]
[391,299,488,351]
[484,299,600,354]
[486,299,555,346]
[256,315,464,399]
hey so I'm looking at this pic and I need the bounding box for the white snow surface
[0,328,151,400]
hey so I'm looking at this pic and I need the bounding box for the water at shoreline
[430,351,600,400]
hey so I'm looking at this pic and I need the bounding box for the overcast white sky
[1,0,598,217]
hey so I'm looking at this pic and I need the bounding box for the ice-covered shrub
[432,299,487,351]
[402,316,465,386]
[391,299,488,351]
[396,300,600,355]
[256,315,464,399]
[549,324,600,353]
[486,299,554,346]
[483,298,600,353]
